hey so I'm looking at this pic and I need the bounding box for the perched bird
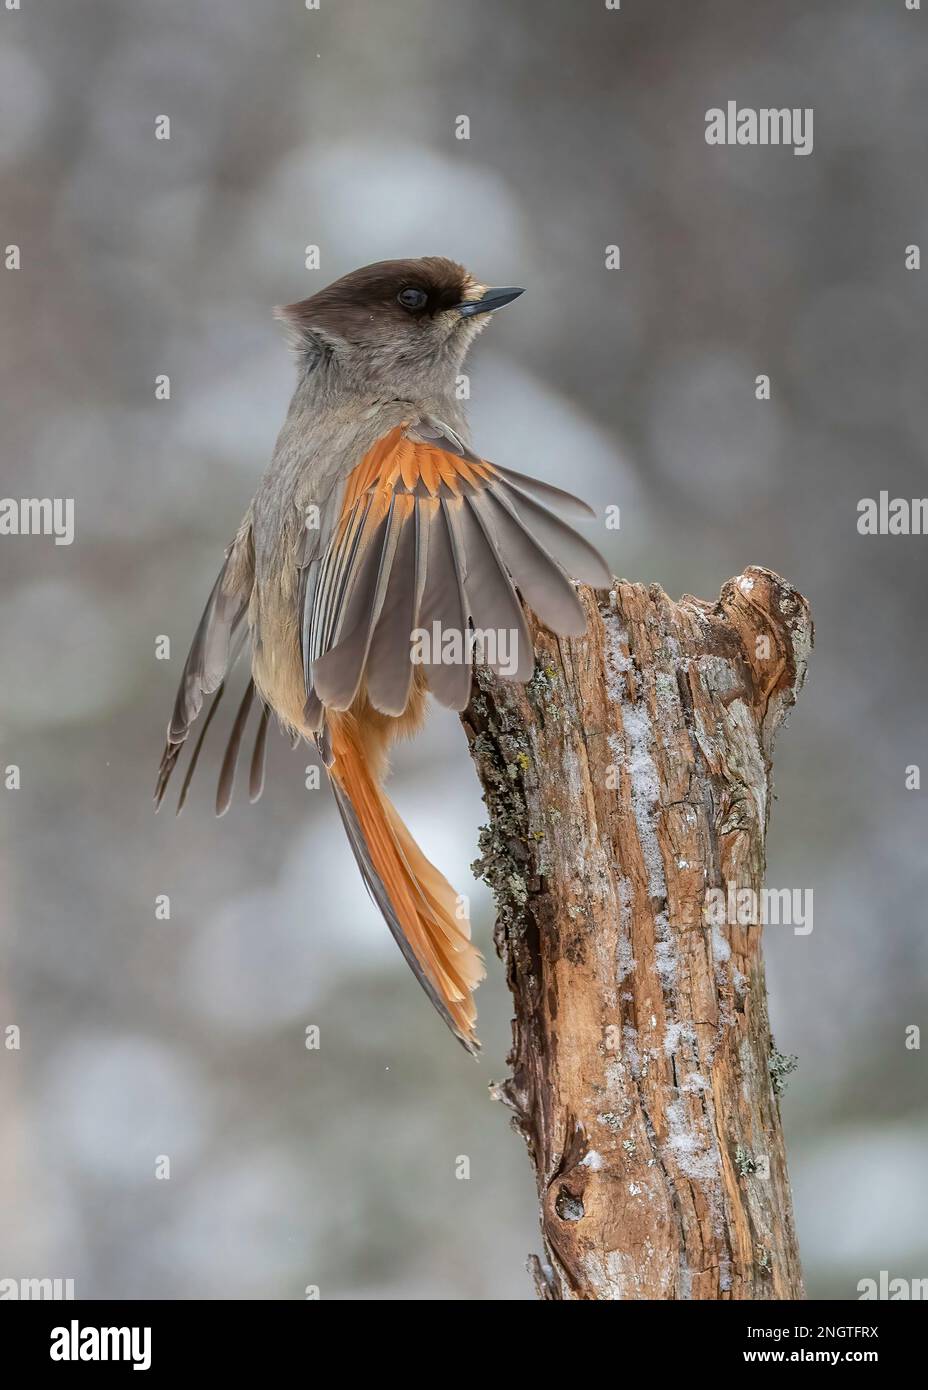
[155,257,610,1053]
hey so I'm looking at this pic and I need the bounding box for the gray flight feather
[215,679,256,818]
[470,488,588,637]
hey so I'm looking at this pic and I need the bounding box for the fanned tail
[326,712,484,1053]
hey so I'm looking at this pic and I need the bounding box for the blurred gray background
[1,0,926,1300]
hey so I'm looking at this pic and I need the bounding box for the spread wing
[154,519,258,814]
[303,416,610,720]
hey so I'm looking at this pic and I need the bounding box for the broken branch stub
[463,566,812,1300]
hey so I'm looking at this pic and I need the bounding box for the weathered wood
[463,566,811,1300]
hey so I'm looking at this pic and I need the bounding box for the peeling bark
[462,566,811,1300]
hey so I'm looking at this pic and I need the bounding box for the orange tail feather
[327,713,484,1051]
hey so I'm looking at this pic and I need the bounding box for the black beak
[457,286,525,318]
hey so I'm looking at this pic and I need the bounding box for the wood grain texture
[462,566,812,1300]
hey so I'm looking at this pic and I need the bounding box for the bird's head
[275,256,523,396]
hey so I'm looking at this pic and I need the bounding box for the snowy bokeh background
[1,0,926,1299]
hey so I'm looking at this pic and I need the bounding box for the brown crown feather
[278,257,474,338]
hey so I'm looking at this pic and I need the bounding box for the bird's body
[156,257,609,1052]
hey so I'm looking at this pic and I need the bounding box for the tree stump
[462,566,812,1300]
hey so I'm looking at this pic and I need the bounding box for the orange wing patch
[340,425,497,515]
[307,415,609,720]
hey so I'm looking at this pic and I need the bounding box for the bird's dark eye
[397,286,428,311]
